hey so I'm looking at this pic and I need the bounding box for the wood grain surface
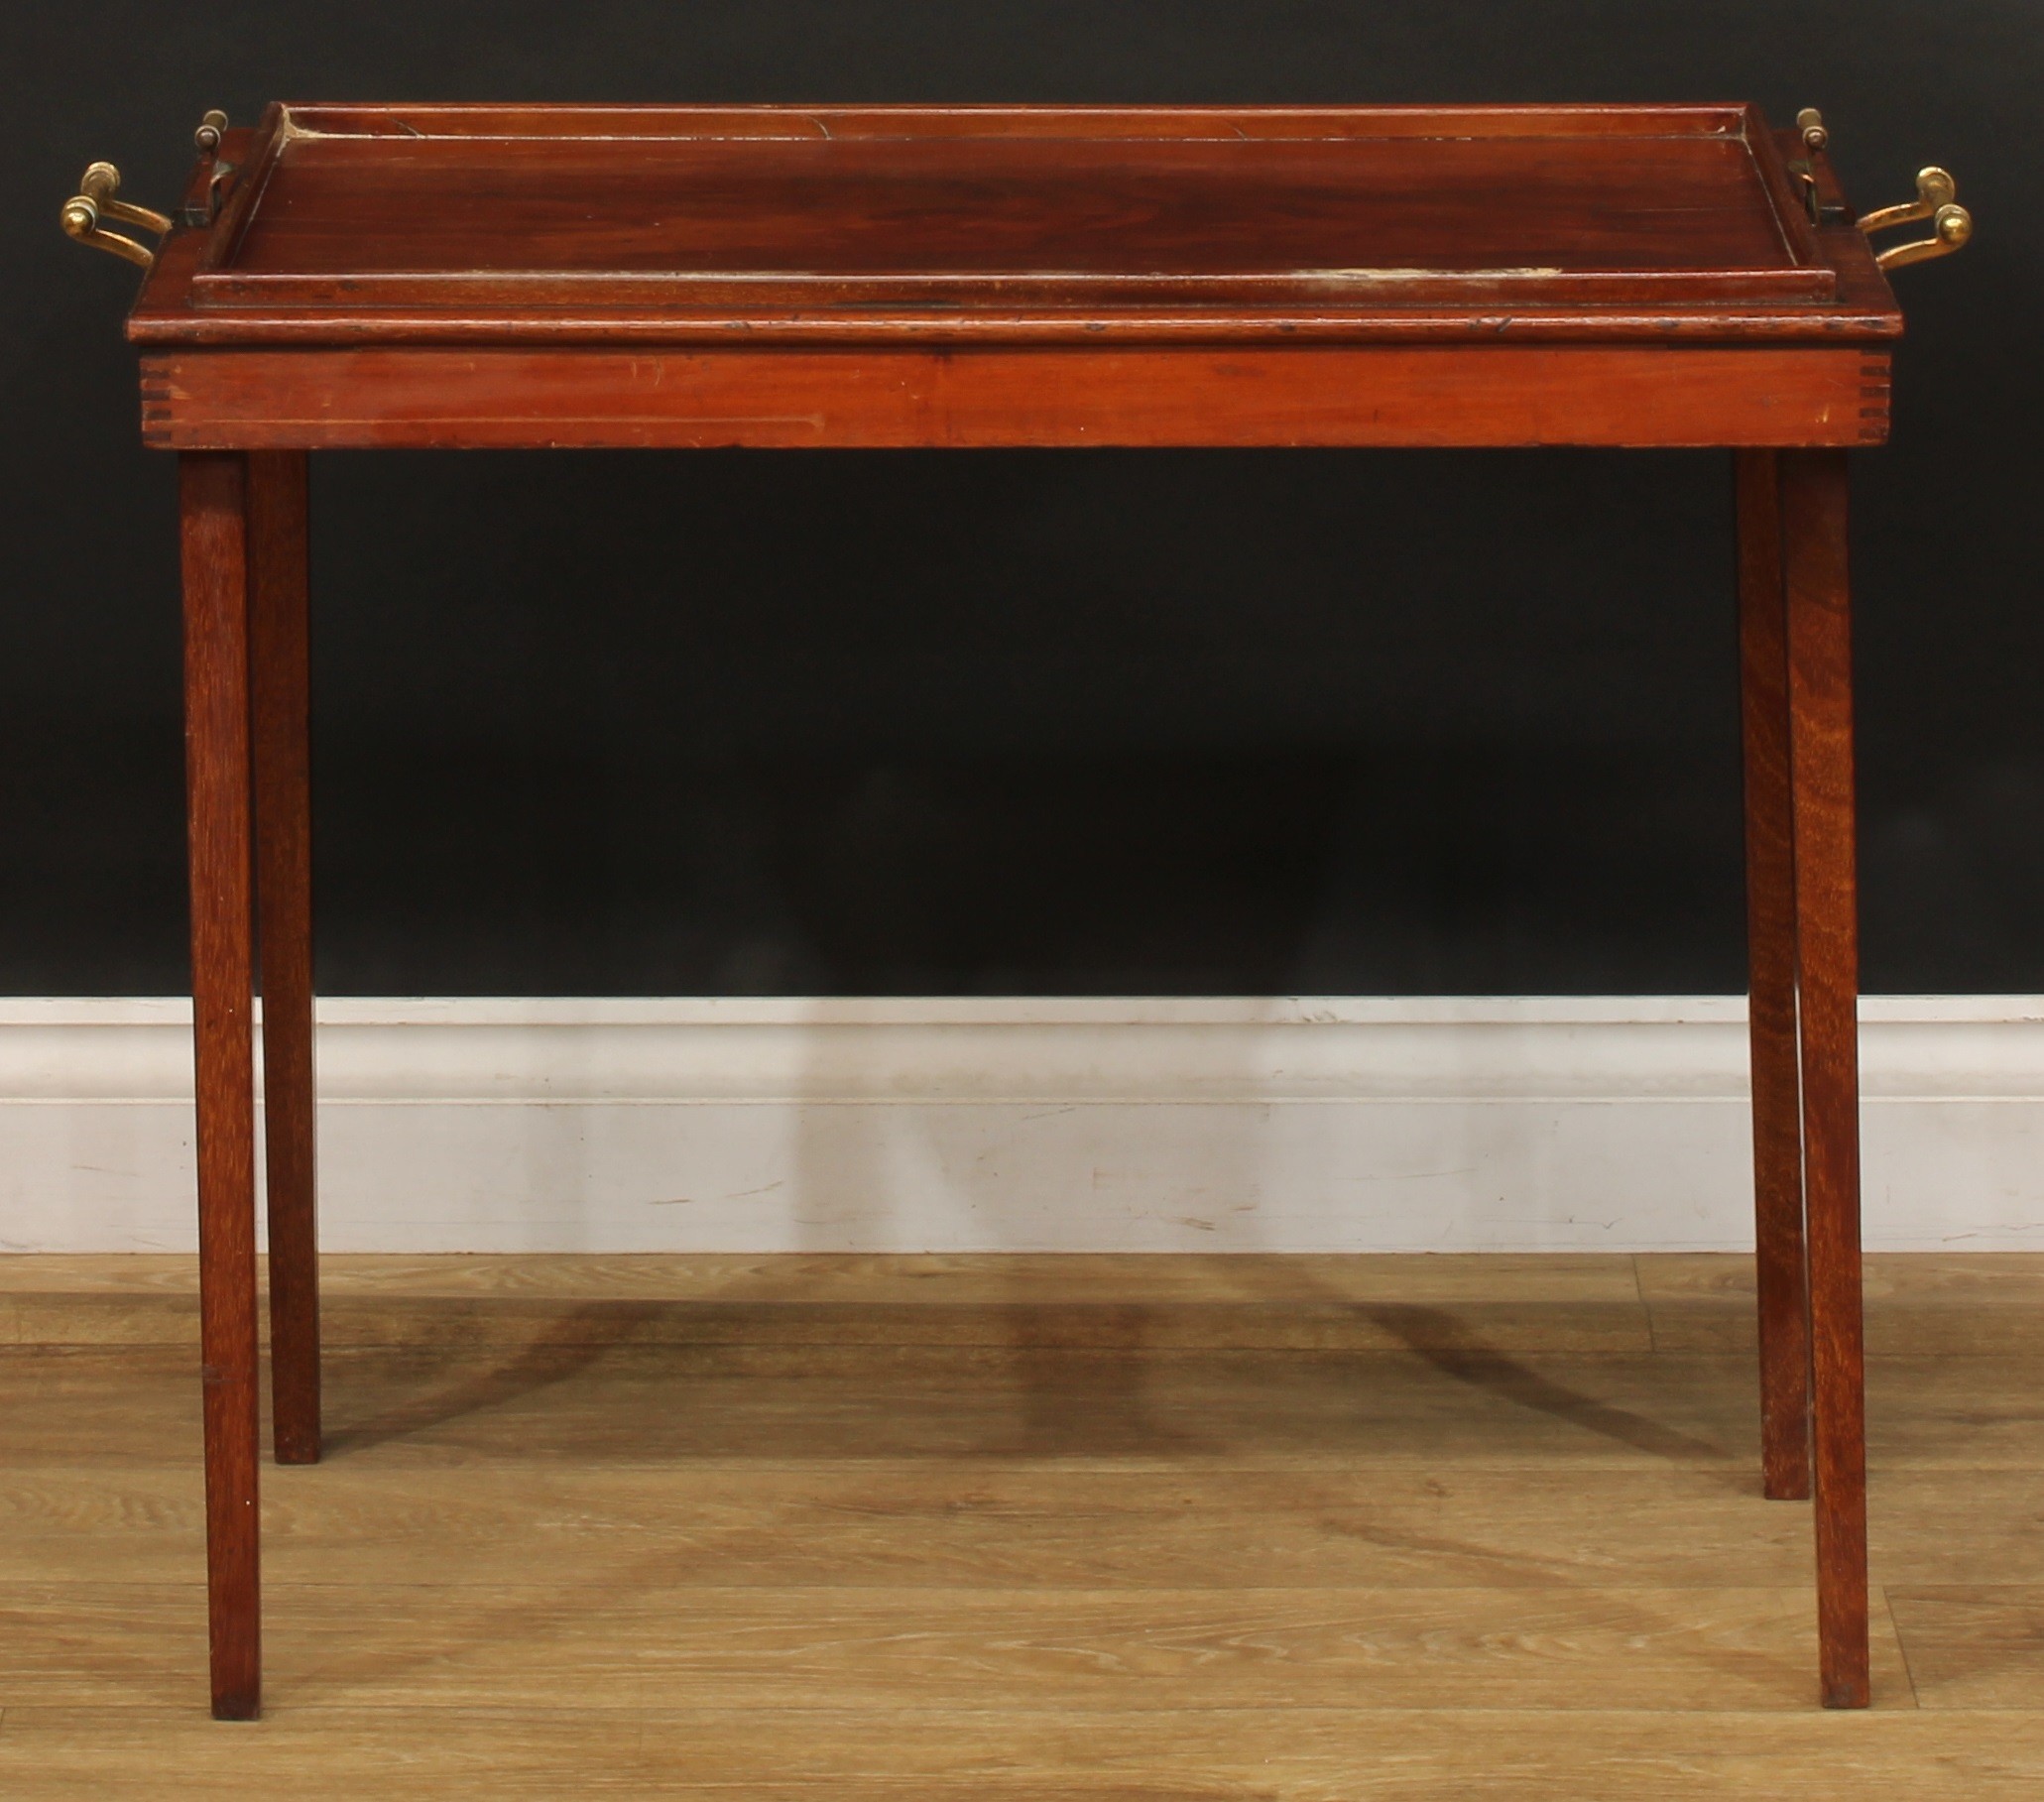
[3,1254,2042,1794]
[1781,448,1868,1708]
[247,449,319,1469]
[178,453,262,1721]
[210,126,1823,303]
[138,343,1890,452]
[1736,448,1811,1503]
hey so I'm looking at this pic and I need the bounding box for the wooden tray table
[66,99,1973,1719]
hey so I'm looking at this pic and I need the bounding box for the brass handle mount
[1790,111,1974,271]
[60,161,173,270]
[60,111,232,272]
[1858,166,1974,271]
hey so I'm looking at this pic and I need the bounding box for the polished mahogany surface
[129,103,1901,344]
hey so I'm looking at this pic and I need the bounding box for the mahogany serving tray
[130,102,1901,345]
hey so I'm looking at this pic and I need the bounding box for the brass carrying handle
[60,113,229,271]
[1858,166,1974,271]
[60,161,173,270]
[1792,111,1973,271]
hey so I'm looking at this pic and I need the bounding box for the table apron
[140,344,1890,451]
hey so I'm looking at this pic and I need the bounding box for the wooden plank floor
[4,1252,2043,1796]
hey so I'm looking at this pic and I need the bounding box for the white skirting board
[2,996,2042,1255]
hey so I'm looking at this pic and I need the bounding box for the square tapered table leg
[249,449,320,1468]
[181,450,263,1721]
[1737,447,1814,1502]
[1781,446,1870,1710]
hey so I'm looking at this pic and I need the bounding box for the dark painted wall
[7,4,2038,996]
